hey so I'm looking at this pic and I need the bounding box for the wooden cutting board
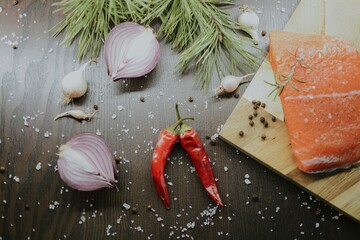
[219,0,360,223]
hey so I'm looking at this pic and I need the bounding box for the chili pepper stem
[175,103,193,132]
[164,117,194,134]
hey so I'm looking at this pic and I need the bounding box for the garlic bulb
[61,60,94,104]
[213,73,254,96]
[57,133,118,191]
[238,5,260,45]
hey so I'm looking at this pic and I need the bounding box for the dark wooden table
[0,0,359,239]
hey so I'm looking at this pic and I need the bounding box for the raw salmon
[269,31,360,173]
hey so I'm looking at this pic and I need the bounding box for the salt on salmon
[268,30,360,173]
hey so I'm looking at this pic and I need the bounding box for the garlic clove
[61,60,94,104]
[214,73,255,96]
[238,5,260,45]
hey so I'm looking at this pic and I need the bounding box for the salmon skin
[269,31,360,173]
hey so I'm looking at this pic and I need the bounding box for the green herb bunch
[51,0,261,91]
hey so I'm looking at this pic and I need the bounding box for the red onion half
[57,133,117,191]
[104,22,160,81]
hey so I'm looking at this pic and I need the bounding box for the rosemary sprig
[265,48,311,99]
[51,0,146,60]
[142,0,261,90]
[51,0,261,91]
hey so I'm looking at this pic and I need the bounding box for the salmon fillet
[269,31,360,173]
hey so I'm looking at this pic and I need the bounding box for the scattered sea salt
[111,114,117,120]
[117,105,124,111]
[244,174,250,179]
[280,7,286,13]
[224,166,229,172]
[35,162,41,170]
[244,179,251,185]
[122,203,131,210]
[13,176,20,182]
[0,7,3,13]
[44,131,50,138]
[315,222,320,228]
[95,129,101,136]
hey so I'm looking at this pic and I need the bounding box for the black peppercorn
[261,103,266,108]
[253,111,258,117]
[261,134,266,140]
[131,207,138,214]
[93,105,98,110]
[140,96,145,102]
[261,30,267,36]
[234,93,239,99]
[210,140,216,146]
[249,120,254,127]
[271,116,277,122]
[264,121,269,128]
[260,117,265,123]
[248,115,253,120]
[239,131,244,137]
[188,96,194,102]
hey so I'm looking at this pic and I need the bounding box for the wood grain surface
[0,0,359,239]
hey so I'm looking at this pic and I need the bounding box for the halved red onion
[57,133,118,191]
[104,22,160,81]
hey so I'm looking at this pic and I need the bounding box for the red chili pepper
[151,117,193,209]
[176,104,223,206]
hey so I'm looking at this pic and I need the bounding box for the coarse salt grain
[35,162,41,170]
[122,203,131,210]
[13,176,20,182]
[95,129,101,136]
[244,179,251,185]
[224,166,229,172]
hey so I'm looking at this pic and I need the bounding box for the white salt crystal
[157,217,163,222]
[244,179,251,185]
[315,222,320,228]
[23,117,29,127]
[224,166,229,172]
[122,203,131,210]
[280,7,286,13]
[0,7,3,13]
[48,48,53,53]
[95,129,101,136]
[35,162,41,170]
[111,114,117,120]
[13,176,20,182]
[117,105,124,111]
[44,131,49,138]
[244,174,250,179]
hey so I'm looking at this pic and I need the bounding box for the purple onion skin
[104,22,160,81]
[57,133,118,191]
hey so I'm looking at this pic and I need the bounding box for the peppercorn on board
[220,0,360,223]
